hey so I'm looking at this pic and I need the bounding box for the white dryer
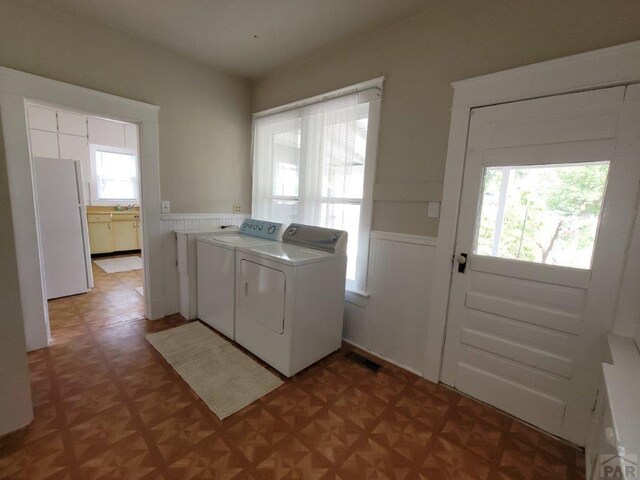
[235,224,348,377]
[197,219,284,340]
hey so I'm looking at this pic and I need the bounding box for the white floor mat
[134,287,144,296]
[94,256,143,274]
[146,322,283,419]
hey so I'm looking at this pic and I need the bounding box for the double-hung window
[251,79,382,293]
[89,145,139,203]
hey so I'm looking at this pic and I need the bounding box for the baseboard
[342,338,423,377]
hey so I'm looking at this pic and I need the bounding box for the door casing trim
[0,66,165,351]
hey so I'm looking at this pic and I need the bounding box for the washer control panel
[239,219,285,240]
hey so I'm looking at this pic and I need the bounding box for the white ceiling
[27,0,431,78]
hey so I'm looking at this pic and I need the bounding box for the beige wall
[0,0,251,433]
[252,0,640,236]
[0,0,252,214]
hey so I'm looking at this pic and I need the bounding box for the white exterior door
[441,85,640,445]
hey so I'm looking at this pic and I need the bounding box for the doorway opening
[26,101,146,344]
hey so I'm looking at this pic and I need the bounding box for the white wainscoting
[343,231,437,375]
[160,213,248,316]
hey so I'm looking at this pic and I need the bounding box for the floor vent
[346,351,381,372]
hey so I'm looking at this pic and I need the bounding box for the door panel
[484,139,616,166]
[464,309,576,357]
[238,260,285,334]
[456,362,567,434]
[465,291,582,334]
[470,255,591,288]
[470,271,587,311]
[460,346,569,398]
[441,85,640,445]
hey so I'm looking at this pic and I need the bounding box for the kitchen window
[251,79,383,293]
[90,145,139,203]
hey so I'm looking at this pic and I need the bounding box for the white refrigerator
[33,157,93,299]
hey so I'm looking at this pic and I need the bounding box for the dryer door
[238,260,286,334]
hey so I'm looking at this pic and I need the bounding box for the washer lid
[238,242,344,266]
[198,234,279,249]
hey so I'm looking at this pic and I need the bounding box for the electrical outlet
[161,200,170,213]
[427,201,440,218]
[233,204,242,213]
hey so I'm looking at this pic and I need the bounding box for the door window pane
[474,162,609,269]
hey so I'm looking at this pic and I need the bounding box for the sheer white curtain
[252,87,380,292]
[252,110,301,224]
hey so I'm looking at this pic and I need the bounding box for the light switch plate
[161,200,170,213]
[427,201,440,218]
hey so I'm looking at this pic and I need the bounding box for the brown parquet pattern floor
[0,257,586,480]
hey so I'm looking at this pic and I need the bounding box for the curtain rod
[252,76,384,119]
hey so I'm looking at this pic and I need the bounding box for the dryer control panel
[239,219,285,240]
[283,223,348,254]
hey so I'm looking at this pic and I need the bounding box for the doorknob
[457,253,468,273]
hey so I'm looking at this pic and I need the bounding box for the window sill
[345,289,369,307]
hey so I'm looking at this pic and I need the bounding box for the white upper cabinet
[27,105,57,132]
[59,133,89,163]
[30,130,59,158]
[57,111,87,137]
[88,117,125,148]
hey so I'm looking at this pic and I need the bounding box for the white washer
[235,224,347,377]
[197,219,284,339]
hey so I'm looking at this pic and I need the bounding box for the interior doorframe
[424,40,640,383]
[0,66,165,351]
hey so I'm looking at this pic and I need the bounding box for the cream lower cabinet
[88,218,114,254]
[112,220,138,251]
[88,212,141,254]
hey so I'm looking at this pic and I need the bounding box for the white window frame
[89,143,139,205]
[252,77,383,295]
